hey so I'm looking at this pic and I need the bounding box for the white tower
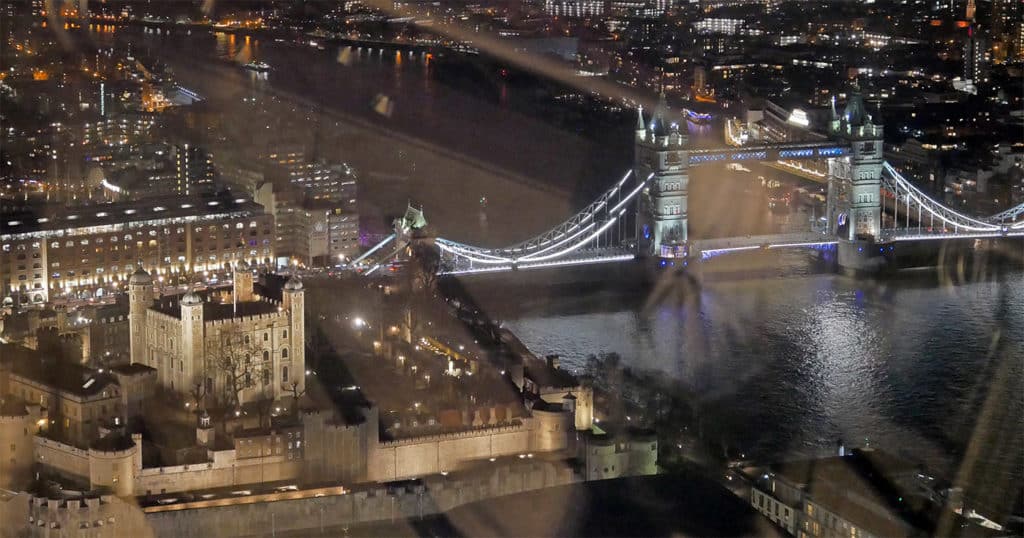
[128,268,153,366]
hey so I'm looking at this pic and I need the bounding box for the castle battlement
[35,436,89,457]
[205,310,287,326]
[379,420,530,448]
[29,494,113,509]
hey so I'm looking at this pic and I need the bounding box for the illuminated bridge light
[689,153,729,164]
[817,147,847,157]
[729,151,768,160]
[778,149,815,158]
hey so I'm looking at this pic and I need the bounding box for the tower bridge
[355,93,1024,276]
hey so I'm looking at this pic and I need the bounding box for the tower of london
[128,262,305,405]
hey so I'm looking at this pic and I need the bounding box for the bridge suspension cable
[986,203,1024,227]
[436,170,645,259]
[436,171,651,267]
[880,163,1003,233]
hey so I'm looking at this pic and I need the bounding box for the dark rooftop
[2,344,119,399]
[108,363,157,376]
[770,449,981,537]
[150,290,281,320]
[0,399,29,417]
[524,357,579,389]
[89,433,136,452]
[0,190,265,237]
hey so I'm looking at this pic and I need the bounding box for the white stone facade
[128,267,305,404]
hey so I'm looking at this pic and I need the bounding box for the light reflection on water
[505,270,1024,501]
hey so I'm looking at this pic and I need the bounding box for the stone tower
[283,276,305,393]
[233,260,254,303]
[828,92,884,241]
[128,268,153,365]
[634,99,689,259]
[179,290,204,394]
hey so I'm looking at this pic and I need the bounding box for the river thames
[101,25,1023,516]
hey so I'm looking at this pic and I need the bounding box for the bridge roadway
[443,248,636,276]
[688,141,849,166]
[691,232,837,260]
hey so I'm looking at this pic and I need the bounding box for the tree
[407,240,440,294]
[189,374,208,412]
[206,326,262,408]
[288,380,307,418]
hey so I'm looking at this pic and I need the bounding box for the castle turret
[178,290,204,394]
[634,106,646,142]
[233,260,253,303]
[197,410,214,447]
[128,268,153,366]
[283,276,305,394]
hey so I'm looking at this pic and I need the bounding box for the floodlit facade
[128,266,305,404]
[0,194,274,305]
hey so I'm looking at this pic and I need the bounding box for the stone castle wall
[367,422,534,482]
[1,493,154,538]
[0,411,37,489]
[142,458,578,538]
[135,453,303,496]
[34,437,90,482]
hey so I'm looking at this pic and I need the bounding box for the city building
[962,34,989,87]
[544,0,607,18]
[254,181,360,266]
[81,113,160,151]
[1,344,136,447]
[0,192,274,305]
[128,266,305,404]
[173,144,216,196]
[748,448,995,538]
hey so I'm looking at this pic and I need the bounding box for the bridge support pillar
[828,89,885,244]
[837,238,893,274]
[634,102,689,261]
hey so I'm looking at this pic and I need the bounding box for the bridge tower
[634,101,689,260]
[827,92,884,241]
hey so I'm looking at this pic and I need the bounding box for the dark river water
[96,25,1023,517]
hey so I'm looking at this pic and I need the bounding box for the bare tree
[288,380,308,418]
[189,373,208,412]
[407,240,440,294]
[206,326,262,409]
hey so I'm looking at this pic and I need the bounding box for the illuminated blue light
[779,149,815,158]
[817,147,847,157]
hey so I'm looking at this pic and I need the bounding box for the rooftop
[0,399,29,417]
[108,363,158,376]
[770,449,976,536]
[0,190,264,237]
[150,289,281,320]
[2,344,119,399]
[524,357,579,389]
